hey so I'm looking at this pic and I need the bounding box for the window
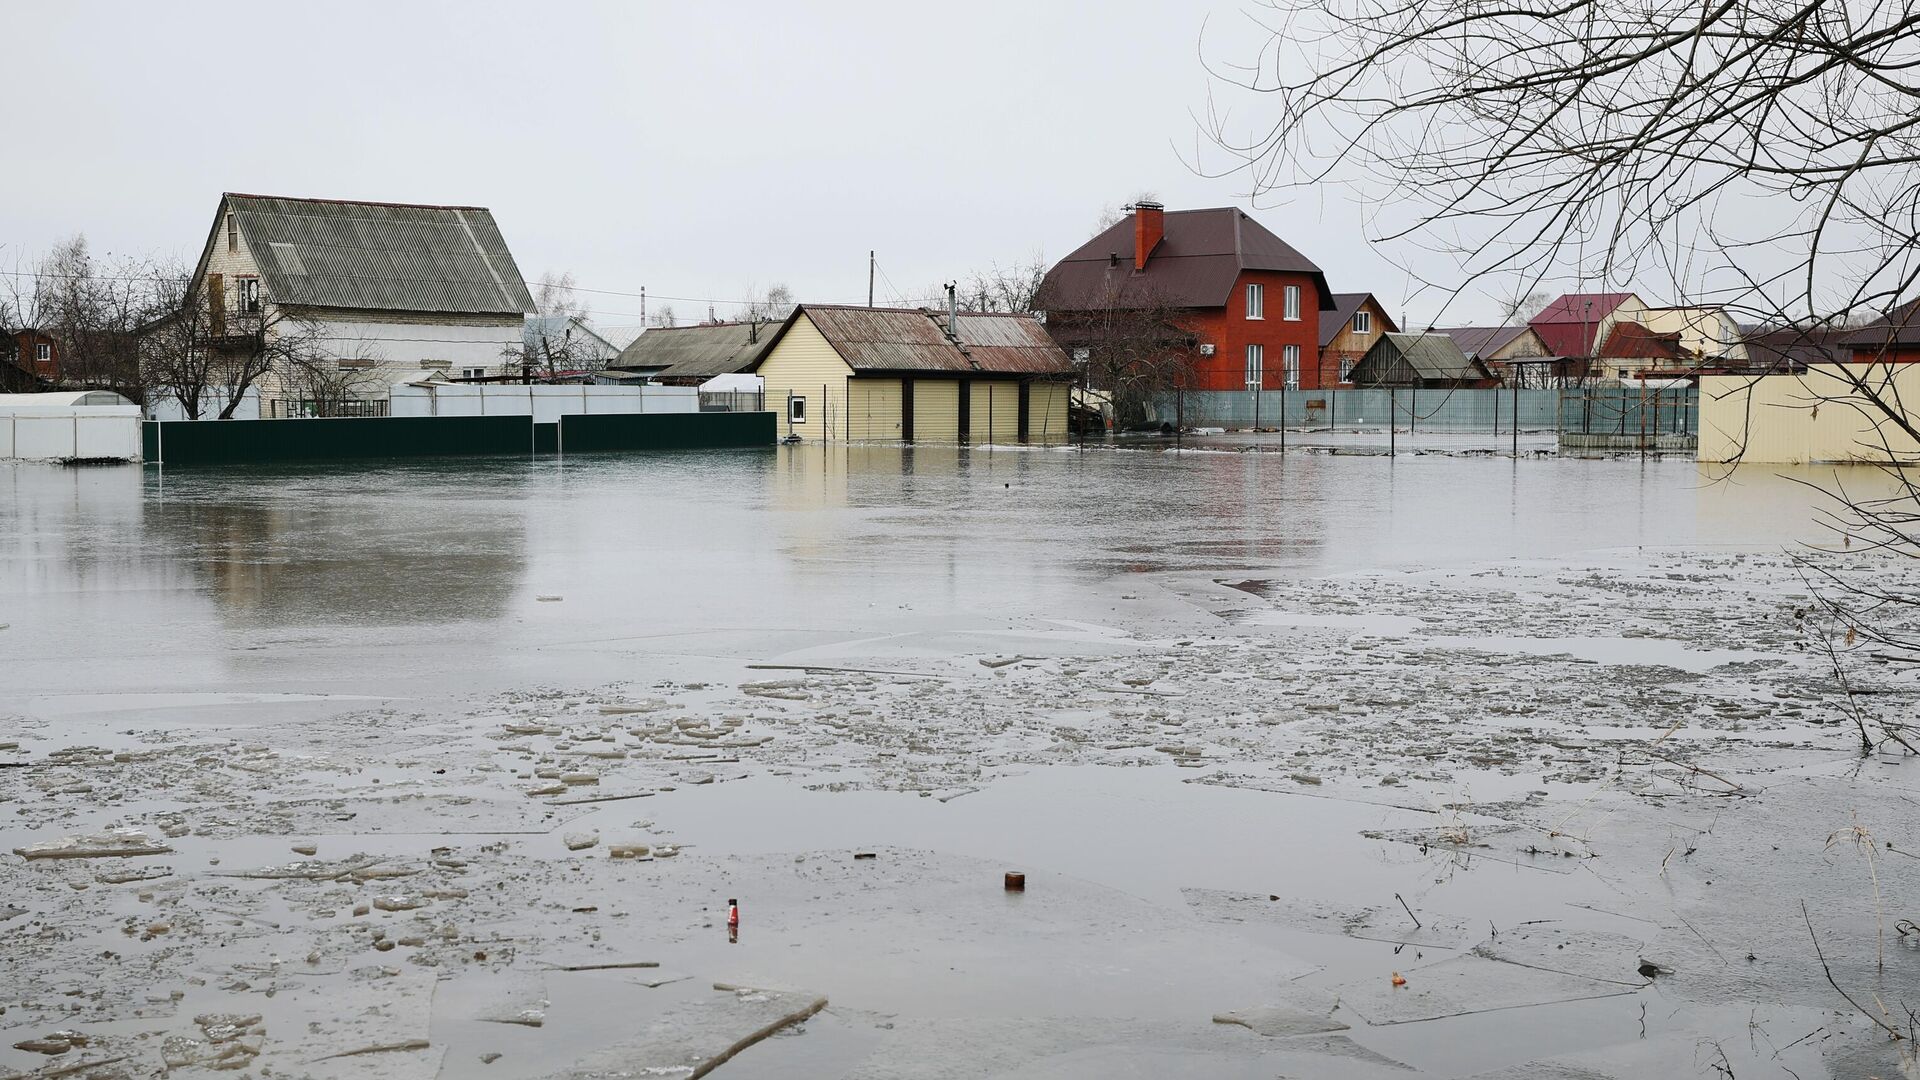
[1283,285,1302,321]
[1352,310,1371,334]
[1246,283,1264,320]
[34,343,51,362]
[789,396,807,424]
[1244,344,1264,388]
[1283,345,1301,389]
[1339,358,1354,383]
[461,367,487,380]
[226,214,237,253]
[236,276,261,314]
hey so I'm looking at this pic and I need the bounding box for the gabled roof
[1318,293,1395,347]
[1598,322,1685,361]
[1361,332,1487,381]
[1038,207,1334,312]
[615,321,781,378]
[1742,325,1851,371]
[1838,297,1920,351]
[1528,292,1640,356]
[1433,325,1532,359]
[203,193,536,316]
[756,304,1075,377]
[526,315,619,356]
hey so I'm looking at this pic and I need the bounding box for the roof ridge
[225,192,493,212]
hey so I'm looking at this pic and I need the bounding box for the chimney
[945,282,959,339]
[1132,201,1164,271]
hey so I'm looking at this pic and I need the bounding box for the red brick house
[4,328,59,384]
[1840,297,1920,363]
[1036,203,1335,392]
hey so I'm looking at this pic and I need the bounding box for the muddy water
[3,447,1915,1080]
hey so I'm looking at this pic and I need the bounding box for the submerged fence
[144,411,776,465]
[1154,386,1698,435]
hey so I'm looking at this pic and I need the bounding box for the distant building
[612,321,780,385]
[156,192,536,416]
[518,315,620,376]
[1431,325,1573,383]
[1740,325,1852,373]
[1640,305,1745,364]
[1037,203,1335,392]
[3,328,59,388]
[1347,332,1496,389]
[748,304,1075,444]
[1528,292,1647,361]
[1839,297,1920,363]
[1595,322,1689,380]
[1319,293,1397,385]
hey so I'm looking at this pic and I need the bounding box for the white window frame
[1283,344,1301,389]
[236,276,261,314]
[1244,343,1264,388]
[789,395,808,424]
[1283,285,1302,321]
[34,343,51,362]
[1352,310,1371,334]
[1246,283,1264,320]
[1338,357,1354,383]
[461,367,487,380]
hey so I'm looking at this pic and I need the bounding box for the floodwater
[3,445,1916,1080]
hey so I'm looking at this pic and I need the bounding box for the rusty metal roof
[220,193,535,316]
[615,321,780,378]
[782,305,1075,376]
[1037,207,1334,313]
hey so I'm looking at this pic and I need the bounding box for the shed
[1347,333,1496,389]
[0,391,142,462]
[749,305,1076,444]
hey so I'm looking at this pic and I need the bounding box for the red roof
[1531,292,1638,323]
[1597,322,1684,361]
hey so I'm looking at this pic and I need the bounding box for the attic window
[226,214,237,253]
[268,242,306,275]
[1108,253,1120,269]
[1353,310,1371,334]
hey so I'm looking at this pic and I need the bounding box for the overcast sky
[3,0,1494,330]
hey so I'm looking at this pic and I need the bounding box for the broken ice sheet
[1183,888,1474,948]
[1330,953,1636,1026]
[470,972,549,1027]
[539,984,825,1079]
[12,828,172,860]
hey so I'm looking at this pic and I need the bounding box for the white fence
[0,407,143,462]
[389,383,698,423]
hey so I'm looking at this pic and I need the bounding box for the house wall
[10,330,60,380]
[848,379,904,441]
[1847,345,1920,364]
[969,381,1021,444]
[913,380,960,443]
[1640,307,1746,362]
[1699,364,1920,464]
[1181,270,1325,391]
[757,313,853,443]
[1027,382,1071,444]
[1320,297,1393,386]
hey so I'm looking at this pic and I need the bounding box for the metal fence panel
[559,411,776,452]
[145,415,532,464]
[1151,387,1696,433]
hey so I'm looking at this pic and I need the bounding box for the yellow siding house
[752,305,1076,445]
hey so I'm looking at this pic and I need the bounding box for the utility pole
[868,251,875,308]
[640,287,646,325]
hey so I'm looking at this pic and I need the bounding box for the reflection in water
[135,462,528,627]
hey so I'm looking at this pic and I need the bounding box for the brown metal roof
[614,321,779,378]
[1838,297,1920,351]
[765,305,1075,377]
[1433,325,1535,359]
[1037,207,1334,313]
[1598,322,1685,361]
[1319,292,1395,347]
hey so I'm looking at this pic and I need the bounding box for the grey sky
[4,1,1455,329]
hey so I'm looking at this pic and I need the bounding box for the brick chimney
[1132,201,1164,271]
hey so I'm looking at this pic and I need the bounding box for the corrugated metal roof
[780,305,1075,376]
[1355,333,1487,383]
[1598,322,1685,361]
[225,194,535,316]
[1037,207,1334,312]
[1434,325,1535,359]
[1839,297,1920,350]
[1531,292,1639,324]
[617,321,781,378]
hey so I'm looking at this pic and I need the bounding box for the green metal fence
[559,411,777,452]
[144,411,777,465]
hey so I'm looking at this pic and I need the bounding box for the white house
[180,192,537,416]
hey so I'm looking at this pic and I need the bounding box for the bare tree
[7,236,147,397]
[1038,275,1198,430]
[961,255,1050,315]
[140,261,329,419]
